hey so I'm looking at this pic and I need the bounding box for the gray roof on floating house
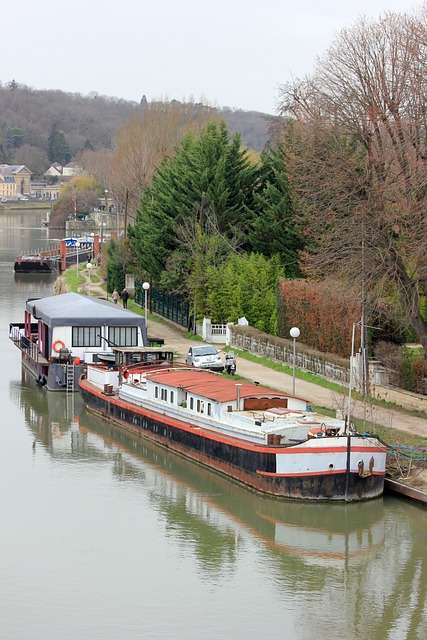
[26,292,146,330]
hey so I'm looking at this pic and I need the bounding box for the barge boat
[78,352,387,501]
[14,236,97,273]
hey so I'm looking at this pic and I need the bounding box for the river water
[1,211,426,640]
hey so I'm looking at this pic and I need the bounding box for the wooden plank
[384,478,427,505]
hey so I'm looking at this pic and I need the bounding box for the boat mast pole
[361,235,368,400]
[346,321,358,434]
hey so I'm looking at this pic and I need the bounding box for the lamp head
[290,327,300,339]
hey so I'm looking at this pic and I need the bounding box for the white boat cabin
[21,292,147,364]
[114,368,345,446]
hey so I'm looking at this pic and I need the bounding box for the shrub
[277,278,361,357]
[374,341,427,394]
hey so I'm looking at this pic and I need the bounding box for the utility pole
[124,189,129,239]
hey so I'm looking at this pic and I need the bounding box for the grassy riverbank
[1,201,49,212]
[61,264,427,491]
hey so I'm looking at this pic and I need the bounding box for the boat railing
[9,325,39,362]
[15,244,87,264]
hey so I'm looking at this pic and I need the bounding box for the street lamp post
[115,197,119,236]
[75,241,80,275]
[142,282,150,338]
[87,262,93,297]
[290,327,300,396]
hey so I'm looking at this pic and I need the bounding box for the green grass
[225,347,427,450]
[6,201,48,210]
[61,267,426,451]
[183,332,203,341]
[64,269,86,290]
[227,346,425,415]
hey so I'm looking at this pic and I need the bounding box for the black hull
[14,260,57,273]
[14,249,93,273]
[22,353,86,391]
[79,380,385,502]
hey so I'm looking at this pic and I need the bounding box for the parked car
[186,344,224,372]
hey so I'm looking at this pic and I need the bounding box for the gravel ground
[147,317,427,439]
[75,268,427,440]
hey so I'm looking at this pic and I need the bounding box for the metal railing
[134,284,190,329]
[9,326,40,362]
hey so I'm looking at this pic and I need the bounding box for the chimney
[235,383,242,409]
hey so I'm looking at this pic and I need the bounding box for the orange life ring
[53,339,66,353]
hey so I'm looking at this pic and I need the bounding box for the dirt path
[68,266,427,439]
[149,320,427,439]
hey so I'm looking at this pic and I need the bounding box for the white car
[186,344,224,372]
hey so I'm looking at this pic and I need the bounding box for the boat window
[161,388,167,401]
[108,326,138,347]
[189,397,194,410]
[72,326,101,347]
[197,399,204,414]
[170,391,174,403]
[155,386,159,399]
[207,403,211,416]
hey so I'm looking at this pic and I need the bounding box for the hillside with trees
[0,81,273,178]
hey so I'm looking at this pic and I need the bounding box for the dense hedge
[277,279,361,358]
[230,324,349,369]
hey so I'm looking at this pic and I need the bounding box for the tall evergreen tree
[249,142,303,277]
[128,121,258,283]
[6,127,24,150]
[105,238,126,293]
[83,138,94,152]
[47,123,71,164]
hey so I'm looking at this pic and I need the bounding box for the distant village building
[0,162,87,202]
[0,174,16,201]
[30,182,61,200]
[0,164,32,199]
[44,162,84,182]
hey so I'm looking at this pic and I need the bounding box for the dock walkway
[14,236,97,273]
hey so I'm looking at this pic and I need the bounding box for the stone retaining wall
[373,385,427,414]
[228,326,350,384]
[228,325,427,415]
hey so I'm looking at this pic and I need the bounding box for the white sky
[2,0,421,115]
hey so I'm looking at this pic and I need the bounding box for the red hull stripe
[81,381,385,456]
[257,469,386,478]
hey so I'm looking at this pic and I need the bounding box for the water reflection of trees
[12,375,427,639]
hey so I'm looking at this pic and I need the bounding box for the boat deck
[9,329,50,365]
[115,378,344,446]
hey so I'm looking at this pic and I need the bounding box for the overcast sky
[2,0,421,114]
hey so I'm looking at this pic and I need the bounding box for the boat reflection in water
[14,369,385,571]
[13,370,427,640]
